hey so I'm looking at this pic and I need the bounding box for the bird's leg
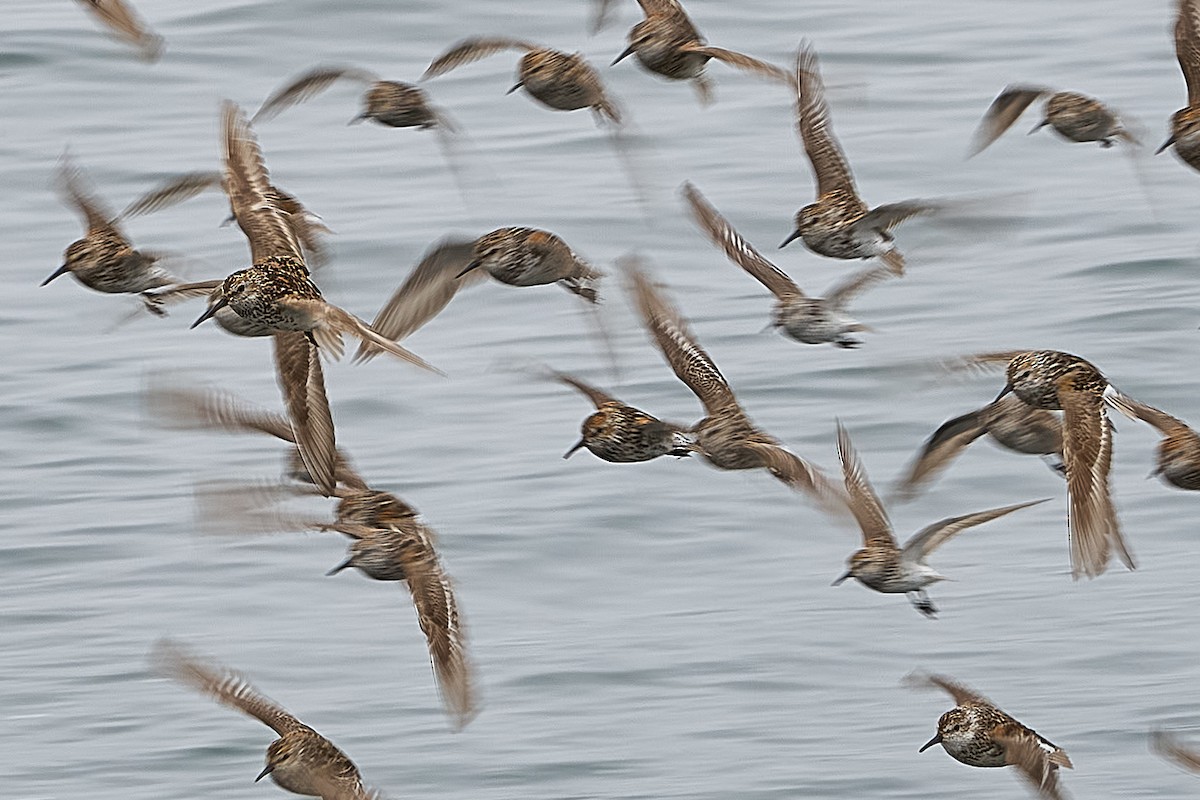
[908,590,938,618]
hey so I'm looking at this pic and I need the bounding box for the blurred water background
[4,1,1200,797]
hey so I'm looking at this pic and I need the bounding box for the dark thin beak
[778,229,802,249]
[1156,135,1176,155]
[919,733,942,753]
[562,438,587,459]
[254,764,274,782]
[348,113,368,126]
[220,213,235,228]
[455,261,480,279]
[190,296,229,329]
[831,570,853,587]
[1027,119,1048,135]
[611,44,636,66]
[992,383,1013,403]
[507,81,524,95]
[41,265,70,286]
[326,556,353,576]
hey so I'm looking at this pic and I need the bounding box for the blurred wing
[836,423,895,548]
[1060,379,1132,578]
[253,66,379,123]
[824,264,893,310]
[1105,390,1190,436]
[308,302,444,374]
[75,0,163,60]
[146,381,294,443]
[121,171,222,219]
[993,725,1068,800]
[682,181,801,300]
[406,554,477,729]
[967,85,1049,157]
[221,101,305,264]
[743,441,846,514]
[684,45,792,85]
[273,332,337,498]
[422,37,537,79]
[551,370,616,408]
[622,256,735,415]
[1177,0,1200,106]
[904,672,992,706]
[854,199,939,234]
[140,279,223,316]
[56,155,119,236]
[902,498,1049,560]
[947,350,1026,376]
[1153,731,1200,774]
[795,42,857,198]
[354,238,480,362]
[891,406,989,500]
[152,639,304,735]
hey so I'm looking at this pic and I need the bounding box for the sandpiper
[423,37,621,124]
[959,350,1135,579]
[157,387,476,727]
[461,227,602,302]
[909,672,1072,800]
[1106,393,1200,490]
[550,369,693,461]
[684,181,894,348]
[153,640,377,799]
[968,85,1137,156]
[623,257,843,510]
[123,170,332,268]
[1159,0,1200,170]
[253,66,452,130]
[781,42,936,274]
[832,424,1046,617]
[74,0,163,60]
[611,0,790,104]
[46,156,179,302]
[893,394,1065,501]
[191,102,439,372]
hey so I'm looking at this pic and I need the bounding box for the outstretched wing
[682,182,802,300]
[152,639,305,735]
[550,370,616,409]
[836,423,895,549]
[273,332,337,498]
[794,41,857,198]
[253,66,380,123]
[683,45,792,85]
[1153,730,1200,774]
[121,171,223,219]
[354,238,481,362]
[622,256,736,415]
[56,155,120,237]
[993,724,1069,800]
[901,498,1049,561]
[967,85,1051,157]
[405,547,477,729]
[891,406,991,501]
[221,101,306,265]
[903,671,993,707]
[824,264,893,311]
[1177,0,1200,106]
[422,37,538,79]
[75,0,164,60]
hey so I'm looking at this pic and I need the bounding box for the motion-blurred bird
[781,42,937,275]
[1106,393,1200,490]
[253,65,452,130]
[684,181,894,348]
[1159,0,1200,170]
[74,0,163,61]
[832,424,1047,617]
[153,640,378,799]
[611,0,791,104]
[968,85,1137,156]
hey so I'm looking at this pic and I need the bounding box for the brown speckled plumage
[611,0,789,104]
[962,350,1134,579]
[910,673,1072,800]
[969,85,1135,156]
[684,181,892,347]
[551,370,693,462]
[832,424,1046,617]
[463,227,602,302]
[74,0,164,61]
[623,257,844,512]
[253,66,449,129]
[424,38,621,124]
[781,42,935,274]
[1160,0,1200,169]
[153,640,374,799]
[1107,393,1200,490]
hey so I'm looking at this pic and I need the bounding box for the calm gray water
[5,1,1200,797]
